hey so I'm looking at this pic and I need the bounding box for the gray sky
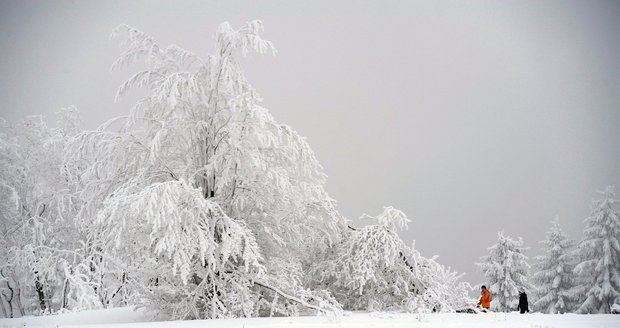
[1,0,619,285]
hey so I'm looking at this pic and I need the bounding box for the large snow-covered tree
[531,218,577,314]
[572,186,620,314]
[60,20,345,319]
[477,231,532,312]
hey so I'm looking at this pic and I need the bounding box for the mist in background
[1,0,619,285]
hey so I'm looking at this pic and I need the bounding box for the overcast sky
[1,0,619,285]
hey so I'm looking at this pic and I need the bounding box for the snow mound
[0,307,156,327]
[2,309,620,328]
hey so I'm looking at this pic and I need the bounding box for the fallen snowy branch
[254,281,326,314]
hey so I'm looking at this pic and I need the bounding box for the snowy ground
[1,307,618,328]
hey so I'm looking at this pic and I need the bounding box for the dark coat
[518,292,529,313]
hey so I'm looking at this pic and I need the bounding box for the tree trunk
[34,274,46,312]
[109,272,127,305]
[4,278,15,318]
[12,283,25,317]
[0,289,9,318]
[61,278,70,310]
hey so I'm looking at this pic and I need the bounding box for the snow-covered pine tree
[531,218,577,313]
[477,231,532,312]
[573,186,620,314]
[62,21,345,319]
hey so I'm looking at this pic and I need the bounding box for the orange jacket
[479,289,491,309]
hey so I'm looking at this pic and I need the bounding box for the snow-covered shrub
[310,207,473,312]
[413,253,475,312]
[309,207,419,311]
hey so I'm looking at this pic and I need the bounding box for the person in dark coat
[518,289,529,314]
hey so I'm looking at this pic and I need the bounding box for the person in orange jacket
[478,285,491,311]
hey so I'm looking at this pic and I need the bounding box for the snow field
[0,307,618,328]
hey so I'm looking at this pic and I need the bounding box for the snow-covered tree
[477,231,532,312]
[573,186,620,314]
[61,21,345,319]
[0,110,87,317]
[310,207,473,312]
[531,218,577,313]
